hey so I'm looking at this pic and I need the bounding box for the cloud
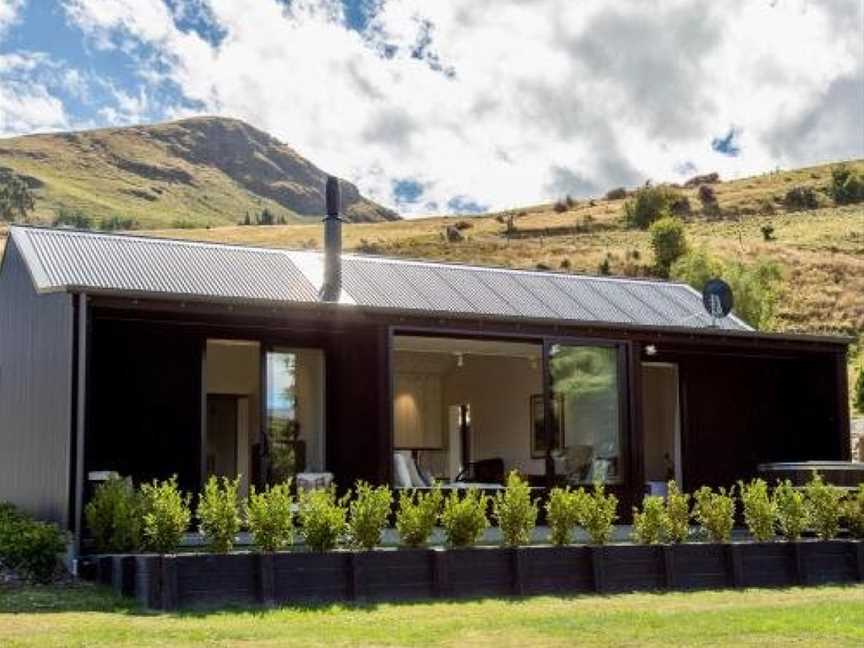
[0,0,25,39]
[14,0,858,215]
[0,52,69,137]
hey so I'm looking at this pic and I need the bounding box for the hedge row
[0,503,66,582]
[87,472,864,555]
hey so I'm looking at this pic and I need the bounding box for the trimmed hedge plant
[546,487,581,546]
[738,479,776,542]
[246,482,294,552]
[804,472,844,540]
[347,481,393,550]
[197,475,242,553]
[0,502,66,582]
[693,486,735,543]
[84,475,142,553]
[140,476,192,554]
[773,479,807,541]
[298,486,348,552]
[441,489,489,548]
[396,487,442,548]
[493,472,538,547]
[578,484,618,545]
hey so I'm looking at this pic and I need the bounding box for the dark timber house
[0,223,852,552]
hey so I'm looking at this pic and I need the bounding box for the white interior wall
[642,364,680,483]
[294,349,326,471]
[206,341,260,496]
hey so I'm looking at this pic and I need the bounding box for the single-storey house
[0,206,852,550]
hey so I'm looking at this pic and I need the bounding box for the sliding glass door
[547,343,623,484]
[262,348,325,486]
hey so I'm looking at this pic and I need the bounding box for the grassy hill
[1,158,861,406]
[0,117,398,227]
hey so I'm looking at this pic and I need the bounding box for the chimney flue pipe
[321,175,342,301]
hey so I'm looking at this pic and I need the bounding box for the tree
[0,176,35,222]
[671,249,782,330]
[828,164,864,205]
[649,216,687,278]
[623,183,682,229]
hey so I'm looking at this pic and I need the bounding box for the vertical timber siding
[0,241,74,526]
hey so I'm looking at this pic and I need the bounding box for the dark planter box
[668,543,729,590]
[353,549,435,601]
[598,545,665,593]
[520,546,593,595]
[123,540,864,611]
[797,540,862,585]
[272,551,351,604]
[444,547,515,598]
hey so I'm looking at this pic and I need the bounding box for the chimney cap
[325,175,340,217]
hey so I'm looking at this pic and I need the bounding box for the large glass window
[264,349,325,485]
[548,344,622,484]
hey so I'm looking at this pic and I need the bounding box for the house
[0,198,852,551]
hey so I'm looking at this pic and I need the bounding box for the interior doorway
[641,363,682,490]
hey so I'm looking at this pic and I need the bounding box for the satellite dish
[702,278,734,323]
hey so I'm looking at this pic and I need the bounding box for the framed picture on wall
[530,393,564,458]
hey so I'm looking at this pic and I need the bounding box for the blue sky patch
[711,128,741,157]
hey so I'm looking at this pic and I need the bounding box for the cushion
[393,453,413,488]
[404,453,427,488]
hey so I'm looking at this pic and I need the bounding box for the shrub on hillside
[347,481,393,550]
[804,472,843,540]
[395,487,442,548]
[545,487,582,546]
[197,475,242,553]
[738,479,776,542]
[53,208,93,230]
[0,502,66,582]
[577,483,618,545]
[663,481,691,543]
[693,486,735,543]
[632,495,666,544]
[828,164,864,205]
[246,482,294,552]
[760,224,775,241]
[698,185,720,214]
[85,475,142,553]
[783,186,819,210]
[298,486,348,552]
[493,472,538,547]
[441,489,489,548]
[605,187,628,200]
[684,172,720,187]
[623,183,683,229]
[649,216,688,278]
[140,476,192,554]
[773,479,807,541]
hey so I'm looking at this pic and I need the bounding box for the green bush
[738,479,776,542]
[493,472,538,547]
[545,487,581,546]
[85,476,142,553]
[693,486,735,543]
[623,183,683,229]
[395,487,442,548]
[441,489,489,548]
[632,495,666,544]
[576,483,618,545]
[140,476,192,554]
[773,479,807,541]
[197,475,242,553]
[649,216,687,278]
[0,502,66,582]
[663,481,691,543]
[347,481,393,550]
[246,482,295,552]
[804,472,843,540]
[605,187,627,200]
[828,164,864,205]
[783,186,819,210]
[298,486,348,552]
[843,484,864,538]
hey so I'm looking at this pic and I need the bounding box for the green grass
[0,583,862,647]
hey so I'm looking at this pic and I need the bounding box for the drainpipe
[320,176,342,302]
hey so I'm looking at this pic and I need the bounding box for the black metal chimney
[321,175,342,301]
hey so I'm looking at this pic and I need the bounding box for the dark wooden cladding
[0,240,74,527]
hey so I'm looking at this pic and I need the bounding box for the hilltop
[0,117,398,227]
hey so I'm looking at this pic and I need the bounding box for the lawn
[0,583,861,647]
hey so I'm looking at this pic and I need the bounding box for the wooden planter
[116,540,863,611]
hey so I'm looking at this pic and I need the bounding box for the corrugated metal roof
[8,226,751,332]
